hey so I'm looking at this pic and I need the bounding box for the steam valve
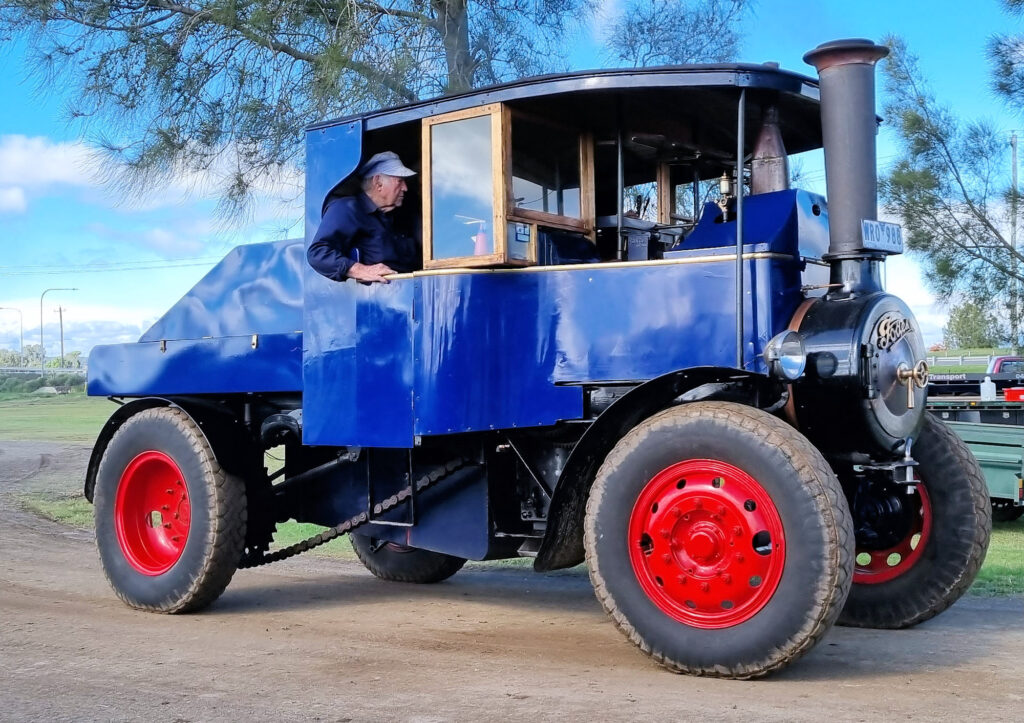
[896,360,929,409]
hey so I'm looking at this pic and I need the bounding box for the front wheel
[93,407,247,613]
[839,415,991,628]
[584,402,853,679]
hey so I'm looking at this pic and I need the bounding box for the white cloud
[0,134,304,216]
[0,187,26,213]
[0,135,99,189]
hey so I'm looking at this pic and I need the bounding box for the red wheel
[114,451,192,575]
[94,407,246,613]
[839,415,990,629]
[627,459,785,628]
[585,402,852,678]
[852,485,931,585]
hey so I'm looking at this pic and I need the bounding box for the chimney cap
[803,38,888,73]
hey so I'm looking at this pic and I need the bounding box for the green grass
[19,492,94,528]
[0,393,113,443]
[929,365,988,374]
[971,521,1024,596]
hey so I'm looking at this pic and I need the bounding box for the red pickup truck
[987,356,1024,373]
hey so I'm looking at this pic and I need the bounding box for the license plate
[861,219,903,253]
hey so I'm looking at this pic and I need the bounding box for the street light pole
[40,288,77,377]
[0,307,23,367]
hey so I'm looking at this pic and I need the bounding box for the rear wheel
[584,402,853,679]
[94,407,246,613]
[839,415,991,628]
[350,534,465,583]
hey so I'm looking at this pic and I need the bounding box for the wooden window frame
[422,104,508,270]
[421,104,596,270]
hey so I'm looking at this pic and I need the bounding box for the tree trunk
[433,0,474,93]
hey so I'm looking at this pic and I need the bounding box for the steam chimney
[750,105,789,195]
[803,39,889,293]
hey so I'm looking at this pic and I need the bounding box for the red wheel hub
[114,451,191,576]
[853,485,932,584]
[628,459,786,629]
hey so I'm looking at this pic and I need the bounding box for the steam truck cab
[85,40,990,679]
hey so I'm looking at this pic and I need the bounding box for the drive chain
[238,458,467,569]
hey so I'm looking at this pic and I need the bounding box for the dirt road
[2,439,1022,722]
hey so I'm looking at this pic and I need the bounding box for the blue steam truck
[85,39,991,679]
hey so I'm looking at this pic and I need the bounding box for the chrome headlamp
[764,330,807,381]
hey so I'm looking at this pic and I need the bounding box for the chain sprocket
[238,458,467,569]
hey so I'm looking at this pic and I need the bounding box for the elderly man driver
[308,151,419,284]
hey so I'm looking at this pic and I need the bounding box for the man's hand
[347,262,396,283]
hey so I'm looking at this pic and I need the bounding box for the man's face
[376,174,407,211]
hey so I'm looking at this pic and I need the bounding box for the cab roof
[307,63,825,155]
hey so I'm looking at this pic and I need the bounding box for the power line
[0,260,221,277]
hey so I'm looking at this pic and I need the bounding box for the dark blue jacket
[307,193,420,281]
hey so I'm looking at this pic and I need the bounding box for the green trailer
[928,398,1024,522]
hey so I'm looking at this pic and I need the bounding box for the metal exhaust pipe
[803,39,889,293]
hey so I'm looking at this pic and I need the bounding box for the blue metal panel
[304,120,362,247]
[414,272,584,434]
[676,189,828,258]
[88,239,306,398]
[302,266,415,447]
[411,255,801,435]
[87,332,303,396]
[141,240,304,342]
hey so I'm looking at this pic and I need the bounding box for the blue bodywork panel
[678,189,830,261]
[88,240,305,396]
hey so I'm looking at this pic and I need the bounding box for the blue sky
[0,0,1016,358]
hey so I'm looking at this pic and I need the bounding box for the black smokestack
[803,39,889,293]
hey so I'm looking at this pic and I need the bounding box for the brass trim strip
[397,252,795,278]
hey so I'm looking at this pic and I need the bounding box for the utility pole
[55,307,66,369]
[39,288,77,376]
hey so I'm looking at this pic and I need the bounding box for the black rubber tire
[350,534,466,583]
[839,415,991,629]
[584,402,854,679]
[93,407,247,613]
[992,500,1024,523]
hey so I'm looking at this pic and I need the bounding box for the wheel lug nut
[163,523,172,529]
[723,573,732,584]
[161,505,170,511]
[659,529,671,539]
[718,506,726,516]
[735,553,745,563]
[677,575,687,585]
[662,554,673,564]
[700,582,710,593]
[695,500,703,509]
[166,489,174,495]
[733,526,743,536]
[671,508,682,518]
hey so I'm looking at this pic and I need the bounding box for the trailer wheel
[839,415,991,628]
[93,407,246,613]
[992,500,1024,523]
[584,402,853,679]
[350,534,466,583]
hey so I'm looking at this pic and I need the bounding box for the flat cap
[359,151,416,178]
